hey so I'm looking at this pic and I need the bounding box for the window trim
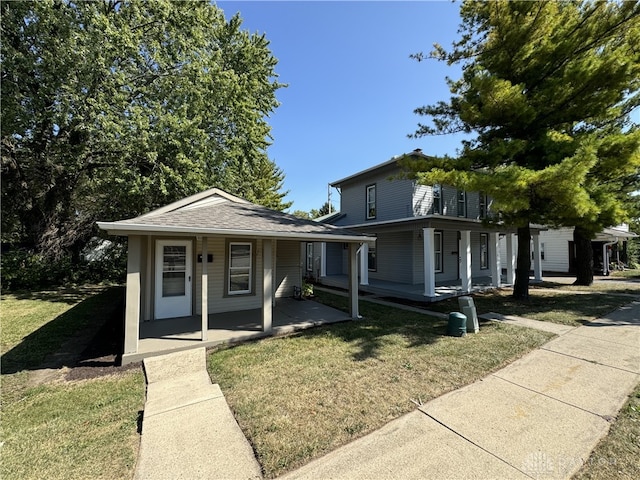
[457,190,466,218]
[432,184,442,214]
[480,233,489,270]
[434,230,443,273]
[479,193,487,219]
[306,242,314,272]
[226,241,254,296]
[366,184,377,220]
[368,244,377,272]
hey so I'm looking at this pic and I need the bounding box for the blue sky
[216,1,467,213]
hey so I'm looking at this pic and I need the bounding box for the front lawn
[1,287,145,480]
[207,290,555,478]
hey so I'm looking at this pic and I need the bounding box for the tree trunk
[573,226,594,286]
[513,224,531,300]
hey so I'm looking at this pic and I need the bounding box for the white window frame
[366,184,376,219]
[479,193,487,219]
[228,242,252,295]
[433,184,442,214]
[434,231,443,273]
[480,233,489,270]
[457,190,466,217]
[306,243,313,271]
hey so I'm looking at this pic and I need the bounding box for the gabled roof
[330,149,430,187]
[98,188,374,242]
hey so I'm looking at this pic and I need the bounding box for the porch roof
[98,188,375,243]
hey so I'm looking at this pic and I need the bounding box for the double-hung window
[432,184,442,214]
[368,244,377,271]
[306,243,313,271]
[228,242,252,294]
[457,190,466,217]
[366,184,376,219]
[479,193,487,219]
[480,233,489,269]
[434,231,443,273]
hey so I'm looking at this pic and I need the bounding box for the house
[499,224,637,276]
[314,151,546,301]
[97,188,375,364]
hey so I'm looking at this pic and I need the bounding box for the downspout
[602,239,617,276]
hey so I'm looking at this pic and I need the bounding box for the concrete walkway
[134,301,639,480]
[134,348,261,480]
[280,300,640,480]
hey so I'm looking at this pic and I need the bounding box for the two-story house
[312,151,546,301]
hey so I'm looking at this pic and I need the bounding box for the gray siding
[337,168,414,224]
[499,229,573,273]
[369,231,414,284]
[275,240,302,298]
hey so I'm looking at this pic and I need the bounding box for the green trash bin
[447,312,467,337]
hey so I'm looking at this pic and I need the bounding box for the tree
[292,201,333,220]
[404,0,640,298]
[1,0,287,266]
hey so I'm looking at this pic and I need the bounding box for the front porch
[123,297,351,364]
[319,274,512,302]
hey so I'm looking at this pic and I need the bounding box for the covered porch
[124,297,352,364]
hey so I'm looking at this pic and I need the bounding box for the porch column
[423,227,435,297]
[348,242,359,319]
[506,233,516,284]
[460,230,472,293]
[359,242,369,285]
[263,239,273,332]
[201,236,208,341]
[489,232,501,287]
[320,242,326,277]
[124,235,141,355]
[532,233,542,281]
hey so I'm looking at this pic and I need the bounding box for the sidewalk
[280,300,640,479]
[134,348,261,480]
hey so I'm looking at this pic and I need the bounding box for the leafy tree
[291,210,312,220]
[404,0,640,298]
[1,0,287,271]
[292,201,333,220]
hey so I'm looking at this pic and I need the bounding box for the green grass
[423,288,636,326]
[573,382,640,480]
[1,286,145,480]
[610,268,640,281]
[208,290,555,478]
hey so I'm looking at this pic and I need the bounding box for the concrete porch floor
[318,274,513,302]
[124,298,352,364]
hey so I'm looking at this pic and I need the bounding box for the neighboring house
[98,188,374,364]
[499,224,637,276]
[315,150,546,300]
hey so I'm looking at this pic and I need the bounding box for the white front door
[155,240,192,319]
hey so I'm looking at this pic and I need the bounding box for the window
[366,184,376,219]
[228,242,252,294]
[479,193,487,219]
[434,231,443,273]
[306,243,314,271]
[432,184,442,214]
[368,244,377,271]
[457,190,466,217]
[480,233,489,269]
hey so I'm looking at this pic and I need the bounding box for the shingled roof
[98,188,373,242]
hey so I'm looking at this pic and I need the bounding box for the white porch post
[489,232,501,287]
[359,242,369,285]
[423,227,435,297]
[262,239,273,332]
[461,230,472,293]
[124,235,141,355]
[532,233,542,281]
[201,236,208,341]
[506,233,516,284]
[320,242,326,277]
[348,242,359,319]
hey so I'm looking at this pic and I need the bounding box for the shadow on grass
[309,291,446,361]
[9,285,113,305]
[1,287,125,374]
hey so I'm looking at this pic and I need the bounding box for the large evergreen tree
[404,0,640,298]
[1,0,288,264]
